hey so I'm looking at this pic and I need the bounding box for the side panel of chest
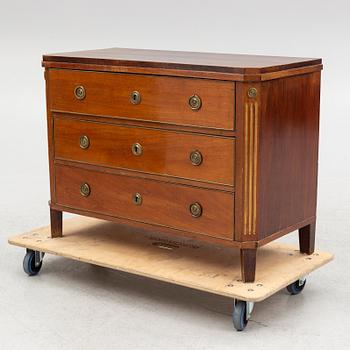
[234,73,321,242]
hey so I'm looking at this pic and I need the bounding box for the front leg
[240,248,257,283]
[50,208,62,238]
[299,222,315,254]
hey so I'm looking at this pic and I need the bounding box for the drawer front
[48,70,235,130]
[54,117,235,185]
[55,164,234,240]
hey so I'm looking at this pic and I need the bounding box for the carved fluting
[243,101,258,235]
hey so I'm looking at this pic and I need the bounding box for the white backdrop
[0,1,349,348]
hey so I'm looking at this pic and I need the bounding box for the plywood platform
[8,217,333,302]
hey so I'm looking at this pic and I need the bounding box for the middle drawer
[54,117,235,186]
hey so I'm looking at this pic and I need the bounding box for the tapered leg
[240,248,257,283]
[299,222,315,254]
[50,208,62,238]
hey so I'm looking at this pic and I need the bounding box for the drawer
[54,117,235,185]
[48,69,235,130]
[55,164,234,240]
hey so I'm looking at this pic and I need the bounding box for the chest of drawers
[42,48,322,282]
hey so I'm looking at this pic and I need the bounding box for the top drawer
[48,70,235,130]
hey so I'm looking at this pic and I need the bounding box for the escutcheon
[74,85,86,100]
[190,202,202,218]
[80,183,91,197]
[131,143,143,156]
[188,94,202,110]
[130,91,141,105]
[133,193,142,205]
[79,135,90,149]
[190,150,203,166]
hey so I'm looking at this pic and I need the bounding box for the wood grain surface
[43,47,321,74]
[234,72,321,246]
[48,69,235,130]
[256,72,321,239]
[54,164,235,240]
[54,116,235,185]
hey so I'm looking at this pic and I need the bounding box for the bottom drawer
[55,164,234,240]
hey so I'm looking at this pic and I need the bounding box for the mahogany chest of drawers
[42,48,322,282]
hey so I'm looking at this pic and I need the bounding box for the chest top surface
[42,47,322,80]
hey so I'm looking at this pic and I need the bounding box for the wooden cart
[9,217,333,331]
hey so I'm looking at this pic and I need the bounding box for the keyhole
[133,193,142,205]
[131,143,143,156]
[130,91,141,104]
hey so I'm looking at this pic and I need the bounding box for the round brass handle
[190,150,203,166]
[80,183,91,197]
[188,94,202,110]
[79,135,90,149]
[130,91,141,105]
[133,193,142,205]
[247,87,258,98]
[131,143,143,156]
[190,202,202,218]
[74,85,86,100]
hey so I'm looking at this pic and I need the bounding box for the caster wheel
[233,300,248,331]
[286,278,306,295]
[23,250,43,276]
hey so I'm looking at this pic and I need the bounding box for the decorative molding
[243,101,258,235]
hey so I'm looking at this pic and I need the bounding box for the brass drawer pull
[130,91,141,105]
[133,193,142,205]
[188,94,202,110]
[131,143,143,156]
[79,135,90,149]
[80,183,91,197]
[190,150,203,166]
[74,85,86,100]
[190,202,202,218]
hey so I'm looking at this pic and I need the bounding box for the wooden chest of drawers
[42,48,322,282]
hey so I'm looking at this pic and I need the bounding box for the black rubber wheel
[23,250,42,276]
[286,279,306,295]
[233,300,248,331]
